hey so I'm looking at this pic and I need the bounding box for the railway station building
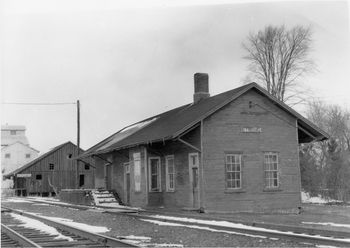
[78,73,328,213]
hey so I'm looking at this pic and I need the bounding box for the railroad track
[1,207,137,248]
[4,199,350,247]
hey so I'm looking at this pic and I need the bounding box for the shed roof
[80,82,328,158]
[5,141,80,177]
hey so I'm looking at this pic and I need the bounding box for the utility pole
[76,100,80,188]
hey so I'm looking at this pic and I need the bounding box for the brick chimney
[193,73,210,103]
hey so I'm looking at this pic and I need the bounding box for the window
[10,130,16,135]
[36,174,42,180]
[5,153,10,158]
[165,155,175,192]
[264,152,279,188]
[85,164,90,170]
[149,157,161,192]
[67,154,73,159]
[133,153,141,192]
[49,163,54,170]
[25,154,31,158]
[225,154,242,189]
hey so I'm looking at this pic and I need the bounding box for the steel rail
[127,213,350,247]
[6,199,350,247]
[1,223,42,248]
[2,207,138,247]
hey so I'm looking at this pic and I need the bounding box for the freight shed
[5,141,95,196]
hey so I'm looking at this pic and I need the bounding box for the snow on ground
[2,198,33,203]
[43,215,110,233]
[26,197,71,205]
[9,213,74,241]
[316,245,339,248]
[301,192,341,204]
[148,215,350,243]
[18,211,110,233]
[141,219,268,239]
[303,222,350,229]
[119,234,183,247]
[32,203,50,206]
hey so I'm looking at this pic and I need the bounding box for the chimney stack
[193,73,210,103]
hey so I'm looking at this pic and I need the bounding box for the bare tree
[243,25,315,104]
[302,101,350,201]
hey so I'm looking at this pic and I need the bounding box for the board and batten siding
[17,142,94,194]
[202,89,301,213]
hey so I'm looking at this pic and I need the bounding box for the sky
[1,0,349,154]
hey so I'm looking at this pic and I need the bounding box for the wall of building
[202,89,301,212]
[98,128,201,209]
[1,126,29,146]
[14,142,94,195]
[1,143,39,175]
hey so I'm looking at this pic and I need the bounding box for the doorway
[124,163,131,205]
[79,174,85,187]
[188,153,200,208]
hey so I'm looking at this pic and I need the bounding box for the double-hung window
[264,152,279,188]
[165,155,175,192]
[225,154,242,189]
[149,157,161,192]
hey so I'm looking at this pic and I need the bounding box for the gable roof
[1,141,39,153]
[79,82,328,158]
[5,141,79,177]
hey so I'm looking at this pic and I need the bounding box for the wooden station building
[5,141,95,196]
[78,73,328,213]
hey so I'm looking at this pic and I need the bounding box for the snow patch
[41,215,110,233]
[16,211,110,233]
[140,219,267,239]
[147,215,350,243]
[2,197,33,203]
[316,245,339,248]
[119,234,183,247]
[10,213,74,241]
[32,203,50,206]
[303,222,350,229]
[301,192,341,204]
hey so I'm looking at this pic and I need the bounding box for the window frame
[49,163,54,170]
[133,152,142,192]
[148,157,161,192]
[5,153,11,158]
[10,130,16,135]
[165,155,175,192]
[225,153,243,190]
[25,154,31,158]
[264,152,279,189]
[36,174,42,180]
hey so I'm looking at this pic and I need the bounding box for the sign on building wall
[17,173,31,178]
[241,127,262,133]
[133,152,141,192]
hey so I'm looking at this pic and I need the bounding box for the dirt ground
[1,198,326,247]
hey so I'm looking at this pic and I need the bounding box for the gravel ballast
[1,199,315,247]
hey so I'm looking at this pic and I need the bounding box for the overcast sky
[1,0,349,154]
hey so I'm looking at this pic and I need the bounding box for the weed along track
[1,207,138,247]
